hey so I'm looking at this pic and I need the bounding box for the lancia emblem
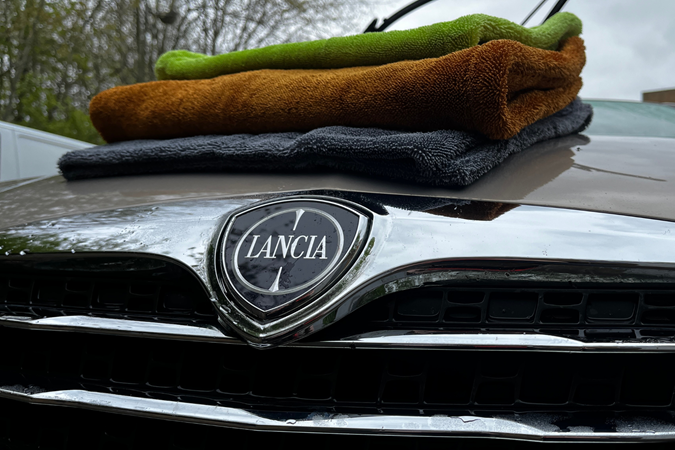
[216,198,369,323]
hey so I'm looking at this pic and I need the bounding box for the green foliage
[1,0,104,143]
[14,75,105,144]
[0,0,372,145]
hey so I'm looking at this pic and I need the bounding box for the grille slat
[6,399,675,450]
[3,327,675,415]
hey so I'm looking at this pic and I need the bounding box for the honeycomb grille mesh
[318,286,675,340]
[0,258,216,325]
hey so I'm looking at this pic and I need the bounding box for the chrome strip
[314,331,675,352]
[2,196,675,346]
[0,315,236,343]
[4,314,675,353]
[2,386,675,442]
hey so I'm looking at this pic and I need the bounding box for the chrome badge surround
[3,193,675,349]
[213,197,370,345]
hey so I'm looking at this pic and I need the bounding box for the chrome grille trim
[0,315,234,343]
[315,331,675,352]
[4,314,675,352]
[1,386,675,442]
[1,196,675,346]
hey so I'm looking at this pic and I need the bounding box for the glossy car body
[1,101,675,447]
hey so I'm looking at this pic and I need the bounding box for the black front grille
[4,257,675,340]
[4,257,675,441]
[2,326,675,415]
[0,256,217,326]
[318,286,675,340]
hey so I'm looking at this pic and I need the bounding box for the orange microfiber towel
[91,37,586,143]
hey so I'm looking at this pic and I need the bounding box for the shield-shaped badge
[216,198,369,325]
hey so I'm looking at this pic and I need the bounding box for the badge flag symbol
[233,207,344,295]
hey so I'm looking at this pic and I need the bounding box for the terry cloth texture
[61,98,593,185]
[91,37,586,143]
[155,12,582,80]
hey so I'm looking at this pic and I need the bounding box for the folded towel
[91,37,586,143]
[155,12,582,80]
[62,98,593,185]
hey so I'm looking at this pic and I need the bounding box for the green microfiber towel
[155,12,582,80]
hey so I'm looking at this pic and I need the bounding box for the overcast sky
[367,0,675,101]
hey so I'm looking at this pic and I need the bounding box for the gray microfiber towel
[59,98,592,185]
